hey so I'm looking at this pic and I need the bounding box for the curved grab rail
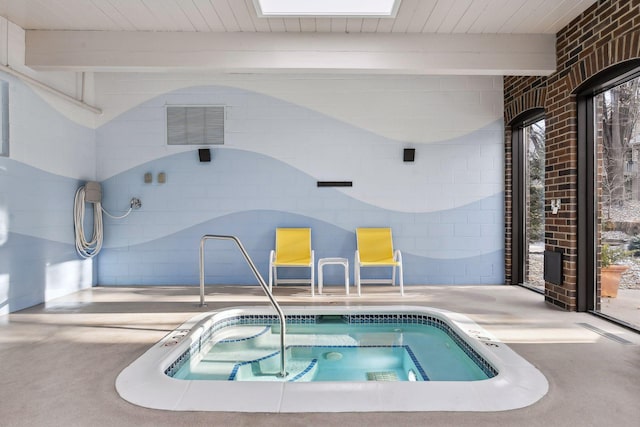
[199,234,287,378]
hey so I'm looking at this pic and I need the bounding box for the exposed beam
[25,31,556,76]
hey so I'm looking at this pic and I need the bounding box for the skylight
[254,0,401,17]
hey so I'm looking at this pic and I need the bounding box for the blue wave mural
[0,157,85,243]
[95,81,504,287]
[100,149,503,253]
[1,73,505,312]
[0,69,95,314]
[0,157,93,313]
[98,210,503,286]
[98,148,504,286]
[0,231,91,313]
[96,84,504,215]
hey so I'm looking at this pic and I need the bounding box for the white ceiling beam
[25,30,556,76]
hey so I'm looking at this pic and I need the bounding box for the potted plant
[601,244,630,298]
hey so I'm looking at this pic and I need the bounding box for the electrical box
[84,181,102,203]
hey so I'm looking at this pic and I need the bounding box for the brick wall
[504,0,640,310]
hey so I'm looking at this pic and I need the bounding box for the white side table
[317,257,350,295]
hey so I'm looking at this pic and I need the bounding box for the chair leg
[398,265,404,296]
[268,265,273,292]
[310,265,315,297]
[355,265,361,296]
[392,266,396,287]
[344,262,349,296]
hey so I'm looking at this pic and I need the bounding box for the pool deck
[1,284,639,426]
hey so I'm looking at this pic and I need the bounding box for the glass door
[594,75,640,329]
[524,119,545,291]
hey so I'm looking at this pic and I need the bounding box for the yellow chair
[269,228,315,295]
[355,228,404,296]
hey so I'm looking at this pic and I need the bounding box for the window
[254,0,401,17]
[524,118,546,291]
[0,80,8,157]
[593,74,640,329]
[510,110,545,293]
[577,60,640,329]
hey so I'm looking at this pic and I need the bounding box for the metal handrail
[199,234,287,378]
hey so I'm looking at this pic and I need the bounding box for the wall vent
[166,106,224,146]
[543,250,563,285]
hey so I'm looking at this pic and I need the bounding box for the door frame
[576,60,640,312]
[510,109,545,286]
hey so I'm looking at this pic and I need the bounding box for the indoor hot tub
[116,305,548,412]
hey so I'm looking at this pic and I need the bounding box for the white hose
[74,185,135,258]
[74,186,103,258]
[101,205,133,220]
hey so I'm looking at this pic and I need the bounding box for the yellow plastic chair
[355,228,404,296]
[269,228,315,295]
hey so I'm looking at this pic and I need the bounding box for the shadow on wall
[0,232,93,314]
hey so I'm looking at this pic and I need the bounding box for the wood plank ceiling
[0,0,598,34]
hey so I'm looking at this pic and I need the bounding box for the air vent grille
[167,106,224,145]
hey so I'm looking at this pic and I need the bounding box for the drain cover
[576,323,633,345]
[324,351,343,361]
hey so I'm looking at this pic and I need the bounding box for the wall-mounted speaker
[403,148,415,162]
[198,148,211,162]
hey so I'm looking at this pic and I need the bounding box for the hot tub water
[172,321,490,382]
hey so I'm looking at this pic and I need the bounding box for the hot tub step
[233,358,318,382]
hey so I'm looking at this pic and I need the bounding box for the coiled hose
[73,185,133,258]
[74,185,103,258]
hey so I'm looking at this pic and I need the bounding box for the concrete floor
[1,284,639,427]
[601,289,640,330]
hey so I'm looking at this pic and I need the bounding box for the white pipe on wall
[0,64,102,115]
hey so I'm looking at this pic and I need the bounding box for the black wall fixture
[198,148,211,162]
[403,148,415,162]
[543,250,563,285]
[317,181,353,187]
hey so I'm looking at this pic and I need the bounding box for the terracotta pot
[601,265,628,298]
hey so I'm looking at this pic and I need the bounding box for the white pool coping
[115,305,548,412]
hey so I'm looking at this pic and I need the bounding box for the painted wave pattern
[0,157,92,312]
[96,84,504,214]
[99,149,503,255]
[0,157,83,244]
[98,210,503,286]
[0,231,91,313]
[1,71,96,179]
[0,78,506,310]
[95,83,504,285]
[98,148,504,285]
[0,73,95,313]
